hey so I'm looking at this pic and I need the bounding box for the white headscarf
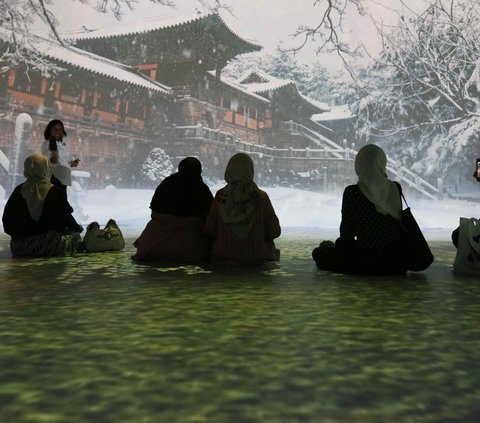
[216,153,259,238]
[20,154,53,222]
[354,144,402,220]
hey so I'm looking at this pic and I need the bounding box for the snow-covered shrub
[140,148,174,183]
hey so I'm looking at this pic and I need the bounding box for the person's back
[204,153,281,266]
[312,144,409,275]
[132,157,213,263]
[205,188,280,266]
[337,184,404,250]
[2,154,82,257]
[149,160,212,217]
[3,184,78,240]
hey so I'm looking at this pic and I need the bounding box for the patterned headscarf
[20,154,53,221]
[355,144,402,220]
[216,153,259,238]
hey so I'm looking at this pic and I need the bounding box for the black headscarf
[150,157,213,217]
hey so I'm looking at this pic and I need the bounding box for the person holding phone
[41,119,80,200]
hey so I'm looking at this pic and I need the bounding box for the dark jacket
[2,184,80,239]
[150,172,213,217]
[313,183,408,275]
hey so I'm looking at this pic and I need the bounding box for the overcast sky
[48,0,428,71]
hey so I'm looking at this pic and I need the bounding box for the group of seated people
[132,152,281,266]
[2,143,438,275]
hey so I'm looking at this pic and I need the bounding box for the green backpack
[82,219,125,252]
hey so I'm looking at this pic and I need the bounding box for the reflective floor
[0,234,479,423]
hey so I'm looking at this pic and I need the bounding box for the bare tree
[1,0,368,75]
[352,0,480,186]
[288,0,365,54]
[0,0,175,75]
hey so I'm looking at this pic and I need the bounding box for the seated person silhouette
[132,157,213,263]
[2,154,83,257]
[312,144,409,275]
[451,162,480,248]
[204,153,281,266]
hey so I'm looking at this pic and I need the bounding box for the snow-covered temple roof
[65,10,261,51]
[235,69,294,92]
[299,94,330,112]
[235,70,330,113]
[311,105,353,122]
[28,36,172,96]
[206,71,270,104]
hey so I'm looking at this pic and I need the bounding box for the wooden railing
[170,123,440,199]
[281,120,439,200]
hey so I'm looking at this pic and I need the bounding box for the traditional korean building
[233,69,332,148]
[0,33,173,189]
[0,10,356,192]
[311,105,356,148]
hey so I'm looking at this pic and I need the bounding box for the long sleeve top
[336,184,404,252]
[204,189,281,265]
[2,184,80,239]
[41,139,73,186]
[150,172,213,217]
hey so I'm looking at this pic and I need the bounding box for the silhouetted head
[224,153,254,183]
[23,154,52,180]
[178,157,202,176]
[354,144,401,219]
[354,144,387,180]
[44,119,66,141]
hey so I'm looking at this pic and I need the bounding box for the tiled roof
[31,36,172,96]
[206,71,270,103]
[66,10,261,50]
[312,105,352,121]
[236,70,330,112]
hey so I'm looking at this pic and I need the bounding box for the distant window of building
[237,103,246,115]
[59,81,81,104]
[222,96,231,110]
[13,71,42,95]
[96,91,116,113]
[126,100,146,119]
[0,72,8,97]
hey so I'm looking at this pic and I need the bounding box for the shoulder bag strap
[393,181,408,208]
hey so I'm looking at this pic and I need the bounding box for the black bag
[398,190,434,271]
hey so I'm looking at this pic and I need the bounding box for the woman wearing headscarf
[204,153,281,266]
[2,154,83,257]
[132,157,214,262]
[312,144,409,275]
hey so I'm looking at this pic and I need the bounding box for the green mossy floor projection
[1,234,480,423]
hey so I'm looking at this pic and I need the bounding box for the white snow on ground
[1,185,479,239]
[0,186,471,240]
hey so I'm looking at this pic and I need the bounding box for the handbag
[82,219,125,252]
[452,217,480,276]
[398,190,434,271]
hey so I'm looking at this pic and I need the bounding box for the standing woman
[312,144,410,275]
[204,153,281,266]
[41,119,80,199]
